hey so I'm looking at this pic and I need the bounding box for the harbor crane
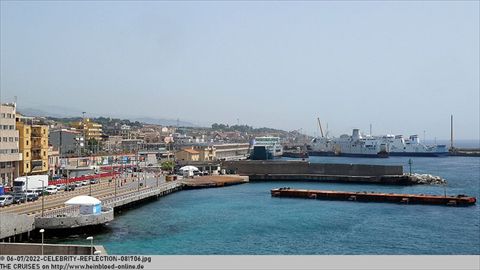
[317,117,324,138]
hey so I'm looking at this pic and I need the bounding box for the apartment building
[16,114,49,175]
[0,103,21,185]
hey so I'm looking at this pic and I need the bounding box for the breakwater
[221,160,425,185]
[223,160,403,176]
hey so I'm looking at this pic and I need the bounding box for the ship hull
[389,152,450,157]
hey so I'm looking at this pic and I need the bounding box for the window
[15,137,18,141]
[1,113,5,118]
[3,125,7,130]
[6,113,11,118]
[2,137,7,142]
[9,137,13,142]
[26,140,29,146]
[43,151,46,157]
[26,128,29,134]
[9,125,14,130]
[26,152,29,158]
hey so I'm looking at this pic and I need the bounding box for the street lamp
[86,236,93,255]
[39,229,45,255]
[89,180,92,196]
[38,180,45,217]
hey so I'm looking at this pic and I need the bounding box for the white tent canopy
[179,166,199,172]
[65,195,101,206]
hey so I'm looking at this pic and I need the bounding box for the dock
[271,188,477,207]
[182,175,249,189]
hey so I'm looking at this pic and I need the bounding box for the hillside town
[0,101,310,187]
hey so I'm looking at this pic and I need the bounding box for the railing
[48,172,118,185]
[43,205,81,218]
[39,182,182,217]
[103,182,182,207]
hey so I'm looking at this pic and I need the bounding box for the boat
[310,129,388,158]
[380,135,449,157]
[250,137,283,160]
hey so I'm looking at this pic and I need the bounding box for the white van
[45,185,58,195]
[0,195,14,207]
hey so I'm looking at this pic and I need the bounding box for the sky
[1,1,479,140]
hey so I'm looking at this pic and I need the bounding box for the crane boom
[317,117,324,138]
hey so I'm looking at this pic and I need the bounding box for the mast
[450,114,454,150]
[317,117,324,138]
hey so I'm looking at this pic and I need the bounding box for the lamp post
[408,159,413,175]
[86,236,93,255]
[89,180,92,196]
[38,180,45,217]
[39,229,45,255]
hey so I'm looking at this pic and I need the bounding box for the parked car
[45,185,58,195]
[90,179,99,184]
[56,184,65,191]
[35,188,46,196]
[26,192,38,201]
[82,180,89,186]
[65,184,76,191]
[13,193,26,204]
[74,182,83,187]
[0,195,14,207]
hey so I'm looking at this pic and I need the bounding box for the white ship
[379,135,449,157]
[310,129,388,158]
[250,136,284,160]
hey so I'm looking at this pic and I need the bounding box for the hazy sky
[1,1,479,139]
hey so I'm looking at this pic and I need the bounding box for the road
[0,172,166,216]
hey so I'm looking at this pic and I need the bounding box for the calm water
[54,156,480,255]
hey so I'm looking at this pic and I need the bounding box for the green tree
[161,160,175,171]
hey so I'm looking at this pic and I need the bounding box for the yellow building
[73,118,103,141]
[16,117,49,176]
[175,148,200,162]
[192,145,216,161]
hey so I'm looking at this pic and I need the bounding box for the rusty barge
[271,188,477,207]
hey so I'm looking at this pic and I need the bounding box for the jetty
[182,175,249,189]
[222,160,425,185]
[271,188,477,207]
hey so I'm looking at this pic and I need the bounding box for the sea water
[55,156,480,255]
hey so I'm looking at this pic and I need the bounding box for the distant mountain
[17,106,82,118]
[132,117,197,127]
[18,106,198,127]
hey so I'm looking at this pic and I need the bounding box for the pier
[221,160,424,185]
[271,188,477,207]
[182,175,249,189]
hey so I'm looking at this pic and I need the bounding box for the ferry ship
[250,136,284,160]
[310,129,388,158]
[379,135,449,157]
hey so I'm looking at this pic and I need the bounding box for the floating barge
[271,188,476,207]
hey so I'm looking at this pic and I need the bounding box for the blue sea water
[56,156,480,255]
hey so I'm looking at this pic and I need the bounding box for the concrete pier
[0,213,35,241]
[0,243,107,255]
[182,175,249,189]
[35,207,114,229]
[271,188,477,206]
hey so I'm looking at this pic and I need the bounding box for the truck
[12,175,48,193]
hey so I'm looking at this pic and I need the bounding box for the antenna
[369,123,372,136]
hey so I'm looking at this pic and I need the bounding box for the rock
[407,173,447,185]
